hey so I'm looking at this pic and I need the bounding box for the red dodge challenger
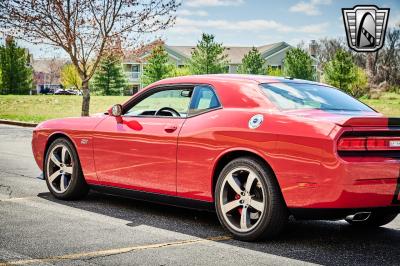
[32,75,400,241]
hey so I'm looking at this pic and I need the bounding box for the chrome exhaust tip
[345,212,371,222]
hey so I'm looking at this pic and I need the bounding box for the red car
[32,75,400,241]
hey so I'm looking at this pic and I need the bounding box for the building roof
[124,41,291,65]
[32,58,69,73]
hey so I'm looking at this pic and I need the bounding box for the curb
[0,119,38,127]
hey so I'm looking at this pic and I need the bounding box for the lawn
[0,93,399,123]
[0,95,130,123]
[360,92,400,117]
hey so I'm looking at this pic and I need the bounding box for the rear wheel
[44,138,88,200]
[346,212,398,227]
[215,157,288,241]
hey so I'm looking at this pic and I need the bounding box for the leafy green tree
[324,49,357,95]
[350,67,368,98]
[238,47,265,74]
[266,66,283,77]
[92,54,126,95]
[0,37,32,94]
[60,64,82,90]
[141,45,174,86]
[171,65,191,77]
[189,33,229,74]
[283,48,315,80]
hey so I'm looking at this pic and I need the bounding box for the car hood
[35,116,107,131]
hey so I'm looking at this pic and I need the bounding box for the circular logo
[248,114,264,129]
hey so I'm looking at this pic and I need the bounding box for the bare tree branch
[0,0,179,116]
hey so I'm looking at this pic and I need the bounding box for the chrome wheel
[46,144,74,193]
[219,167,266,233]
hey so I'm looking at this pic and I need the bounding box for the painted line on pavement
[0,196,38,202]
[0,235,232,265]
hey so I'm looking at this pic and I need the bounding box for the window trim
[186,85,223,118]
[121,83,223,119]
[122,85,194,119]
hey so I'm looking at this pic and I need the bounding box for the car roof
[149,74,323,87]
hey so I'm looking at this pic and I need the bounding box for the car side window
[124,88,192,118]
[189,86,221,116]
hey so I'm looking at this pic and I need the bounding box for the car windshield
[260,82,374,112]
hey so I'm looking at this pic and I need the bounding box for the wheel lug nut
[239,200,244,204]
[241,192,245,196]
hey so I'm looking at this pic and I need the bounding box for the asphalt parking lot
[0,124,399,266]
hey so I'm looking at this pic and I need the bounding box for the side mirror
[109,104,123,117]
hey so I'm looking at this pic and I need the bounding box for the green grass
[0,93,399,123]
[360,92,400,117]
[0,95,129,123]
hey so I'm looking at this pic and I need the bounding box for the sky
[3,0,400,58]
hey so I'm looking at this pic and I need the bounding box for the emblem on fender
[81,139,89,145]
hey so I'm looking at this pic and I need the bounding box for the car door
[92,86,192,196]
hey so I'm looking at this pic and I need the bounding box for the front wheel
[346,212,398,227]
[44,138,89,200]
[215,157,288,241]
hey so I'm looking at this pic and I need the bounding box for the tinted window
[189,86,221,115]
[125,89,191,117]
[260,83,374,112]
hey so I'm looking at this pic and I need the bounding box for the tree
[324,49,357,95]
[141,45,174,86]
[61,64,82,90]
[92,54,126,95]
[0,0,179,115]
[266,66,283,77]
[238,47,265,74]
[350,67,368,98]
[189,33,229,74]
[171,66,191,77]
[0,37,32,95]
[283,48,315,80]
[375,27,400,86]
[46,58,64,86]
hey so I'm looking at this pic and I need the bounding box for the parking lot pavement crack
[0,170,36,179]
[0,236,231,265]
[0,184,13,199]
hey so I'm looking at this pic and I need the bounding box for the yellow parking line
[0,235,232,265]
[0,197,37,202]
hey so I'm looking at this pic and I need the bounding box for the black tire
[346,212,398,227]
[215,156,288,241]
[44,138,89,200]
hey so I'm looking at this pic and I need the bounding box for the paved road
[0,124,399,266]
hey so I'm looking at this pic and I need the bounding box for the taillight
[338,137,366,150]
[338,137,400,151]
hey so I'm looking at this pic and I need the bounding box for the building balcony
[125,71,141,83]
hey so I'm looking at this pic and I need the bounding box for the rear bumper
[283,159,400,209]
[290,206,400,220]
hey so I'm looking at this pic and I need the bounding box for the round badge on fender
[248,114,264,129]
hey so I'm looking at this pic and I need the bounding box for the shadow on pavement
[37,191,400,265]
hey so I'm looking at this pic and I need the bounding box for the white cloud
[299,22,329,33]
[173,17,329,34]
[186,0,244,7]
[289,0,332,16]
[177,9,208,17]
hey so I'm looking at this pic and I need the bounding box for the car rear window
[260,82,374,112]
